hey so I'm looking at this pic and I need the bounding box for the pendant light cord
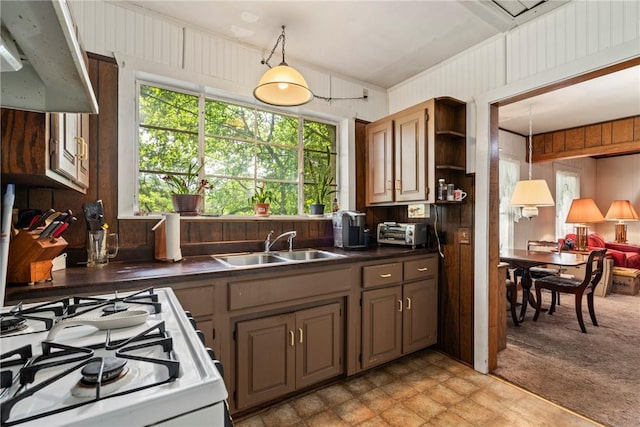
[528,104,533,180]
[261,26,286,68]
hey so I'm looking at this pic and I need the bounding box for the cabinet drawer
[404,257,438,281]
[362,263,403,288]
[173,285,214,317]
[228,268,351,311]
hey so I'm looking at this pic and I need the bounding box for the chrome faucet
[265,230,296,252]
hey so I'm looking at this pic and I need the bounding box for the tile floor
[233,349,599,427]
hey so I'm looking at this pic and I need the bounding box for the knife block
[7,230,68,284]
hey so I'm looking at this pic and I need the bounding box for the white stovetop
[0,288,227,426]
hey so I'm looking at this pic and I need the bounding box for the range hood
[0,0,98,113]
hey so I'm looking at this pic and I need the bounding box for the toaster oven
[377,222,428,249]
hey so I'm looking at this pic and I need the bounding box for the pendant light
[253,26,313,107]
[509,105,554,219]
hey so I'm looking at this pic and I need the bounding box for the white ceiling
[121,0,639,135]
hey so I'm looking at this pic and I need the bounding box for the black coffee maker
[332,211,367,250]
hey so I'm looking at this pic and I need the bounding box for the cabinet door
[362,286,402,369]
[394,109,426,202]
[50,113,89,189]
[366,119,394,204]
[236,314,295,410]
[403,278,438,354]
[295,303,343,389]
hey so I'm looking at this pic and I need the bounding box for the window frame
[555,168,581,239]
[499,156,521,250]
[134,80,339,216]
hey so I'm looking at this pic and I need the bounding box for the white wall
[593,154,640,243]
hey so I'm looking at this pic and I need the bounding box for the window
[499,158,520,250]
[556,170,580,238]
[137,83,337,215]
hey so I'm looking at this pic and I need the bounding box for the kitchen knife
[53,217,76,238]
[27,209,55,231]
[38,221,62,240]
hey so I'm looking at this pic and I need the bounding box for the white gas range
[0,287,231,426]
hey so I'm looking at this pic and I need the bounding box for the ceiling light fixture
[254,26,368,107]
[509,105,554,219]
[604,199,639,243]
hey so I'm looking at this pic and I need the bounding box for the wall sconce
[509,105,554,218]
[254,26,368,107]
[565,198,604,251]
[604,200,639,243]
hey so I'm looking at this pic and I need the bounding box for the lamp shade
[604,200,639,221]
[565,198,605,224]
[509,179,555,207]
[253,64,314,107]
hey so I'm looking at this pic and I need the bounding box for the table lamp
[565,198,604,251]
[604,200,639,243]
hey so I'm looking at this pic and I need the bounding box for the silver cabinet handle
[406,297,412,310]
[298,327,303,344]
[395,179,401,190]
[417,267,428,272]
[289,330,295,346]
[398,299,403,312]
[380,273,392,278]
[386,180,392,191]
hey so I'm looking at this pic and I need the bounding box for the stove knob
[184,311,197,329]
[214,360,225,379]
[196,330,205,345]
[206,347,217,360]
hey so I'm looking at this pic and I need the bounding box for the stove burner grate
[68,287,161,316]
[0,317,27,335]
[1,321,180,426]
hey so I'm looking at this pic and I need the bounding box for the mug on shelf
[454,189,467,201]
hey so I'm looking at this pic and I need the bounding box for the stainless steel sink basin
[213,249,343,268]
[215,253,289,267]
[273,249,343,261]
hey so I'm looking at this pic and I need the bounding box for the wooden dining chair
[533,249,607,333]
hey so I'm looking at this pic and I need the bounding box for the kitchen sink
[213,249,343,268]
[215,253,288,267]
[273,249,344,261]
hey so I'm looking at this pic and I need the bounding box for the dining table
[499,249,588,322]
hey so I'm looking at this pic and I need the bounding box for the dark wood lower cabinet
[361,286,402,369]
[236,303,343,410]
[403,279,438,353]
[362,256,438,370]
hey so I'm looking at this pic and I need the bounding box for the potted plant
[249,182,275,216]
[163,162,210,216]
[306,147,336,215]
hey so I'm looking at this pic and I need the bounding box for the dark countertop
[5,246,437,303]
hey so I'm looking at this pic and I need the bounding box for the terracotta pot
[171,194,201,216]
[254,203,270,216]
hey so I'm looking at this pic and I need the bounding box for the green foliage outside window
[137,84,337,215]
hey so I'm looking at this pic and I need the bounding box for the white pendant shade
[253,64,314,107]
[509,179,555,207]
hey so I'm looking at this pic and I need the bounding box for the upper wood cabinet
[365,108,427,205]
[1,108,90,193]
[365,97,466,206]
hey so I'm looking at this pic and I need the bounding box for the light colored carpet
[494,291,640,427]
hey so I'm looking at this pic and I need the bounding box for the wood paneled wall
[354,121,476,366]
[532,115,640,162]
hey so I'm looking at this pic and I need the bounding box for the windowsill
[118,214,333,221]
